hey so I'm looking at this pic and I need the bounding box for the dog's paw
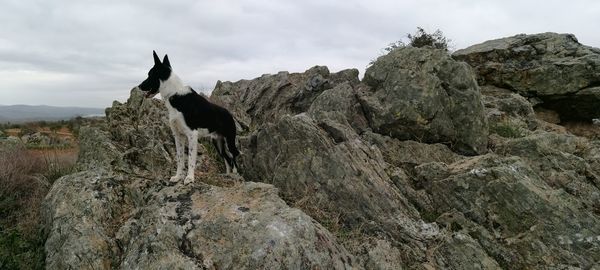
[170,175,182,182]
[184,175,195,184]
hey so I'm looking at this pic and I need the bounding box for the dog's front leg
[184,129,199,184]
[169,122,185,182]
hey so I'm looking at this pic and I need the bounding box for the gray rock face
[212,66,361,131]
[43,89,355,269]
[454,32,600,121]
[121,181,354,269]
[421,151,600,269]
[240,114,421,239]
[213,57,499,268]
[363,47,489,155]
[481,86,537,131]
[211,46,600,268]
[42,36,600,269]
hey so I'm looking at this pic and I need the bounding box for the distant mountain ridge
[0,104,105,123]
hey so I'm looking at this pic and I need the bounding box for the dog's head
[138,50,172,98]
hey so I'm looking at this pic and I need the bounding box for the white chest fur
[165,100,189,134]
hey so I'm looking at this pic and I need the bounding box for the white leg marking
[184,129,199,184]
[224,157,231,174]
[169,120,185,182]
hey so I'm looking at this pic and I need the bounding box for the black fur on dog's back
[168,88,239,157]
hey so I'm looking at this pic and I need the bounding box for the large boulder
[44,172,354,269]
[419,153,600,269]
[212,66,361,130]
[214,64,500,268]
[362,47,489,155]
[117,181,354,269]
[453,32,600,121]
[104,88,176,177]
[239,113,422,239]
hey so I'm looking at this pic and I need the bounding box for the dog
[137,51,239,183]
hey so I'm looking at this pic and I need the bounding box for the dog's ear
[163,54,171,69]
[153,50,161,65]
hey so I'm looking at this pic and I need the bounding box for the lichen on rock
[42,34,600,270]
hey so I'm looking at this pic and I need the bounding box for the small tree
[370,27,452,66]
[406,27,451,51]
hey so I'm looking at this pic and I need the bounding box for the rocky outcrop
[43,89,355,269]
[211,45,600,268]
[212,51,492,268]
[43,37,600,269]
[453,32,600,121]
[362,47,489,155]
[212,66,364,132]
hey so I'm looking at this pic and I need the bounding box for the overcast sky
[1,0,599,108]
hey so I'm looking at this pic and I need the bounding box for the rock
[420,153,600,268]
[481,85,537,132]
[117,181,354,269]
[104,88,177,177]
[355,239,404,270]
[362,131,462,168]
[75,126,123,171]
[212,66,361,130]
[307,81,371,132]
[363,47,488,155]
[214,63,500,268]
[239,114,422,236]
[43,170,130,270]
[44,171,354,269]
[496,131,600,201]
[43,88,356,270]
[428,232,501,269]
[454,32,600,121]
[541,86,600,121]
[42,34,600,269]
[20,134,30,144]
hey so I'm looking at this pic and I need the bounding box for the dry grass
[291,192,369,254]
[28,148,77,183]
[0,142,78,269]
[562,121,600,140]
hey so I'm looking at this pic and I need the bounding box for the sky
[1,0,599,108]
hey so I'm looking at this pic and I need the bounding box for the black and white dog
[137,51,239,183]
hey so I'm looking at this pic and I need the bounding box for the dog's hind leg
[184,129,199,184]
[212,135,232,174]
[169,123,185,182]
[224,137,238,174]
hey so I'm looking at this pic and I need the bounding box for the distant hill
[0,105,105,123]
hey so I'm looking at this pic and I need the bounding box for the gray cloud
[1,0,599,107]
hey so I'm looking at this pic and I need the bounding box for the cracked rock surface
[44,38,600,269]
[43,89,355,270]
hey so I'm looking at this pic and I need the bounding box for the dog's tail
[226,135,240,158]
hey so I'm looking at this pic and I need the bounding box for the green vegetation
[0,229,45,270]
[406,27,451,51]
[491,121,525,138]
[372,27,452,65]
[382,27,451,53]
[0,116,100,140]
